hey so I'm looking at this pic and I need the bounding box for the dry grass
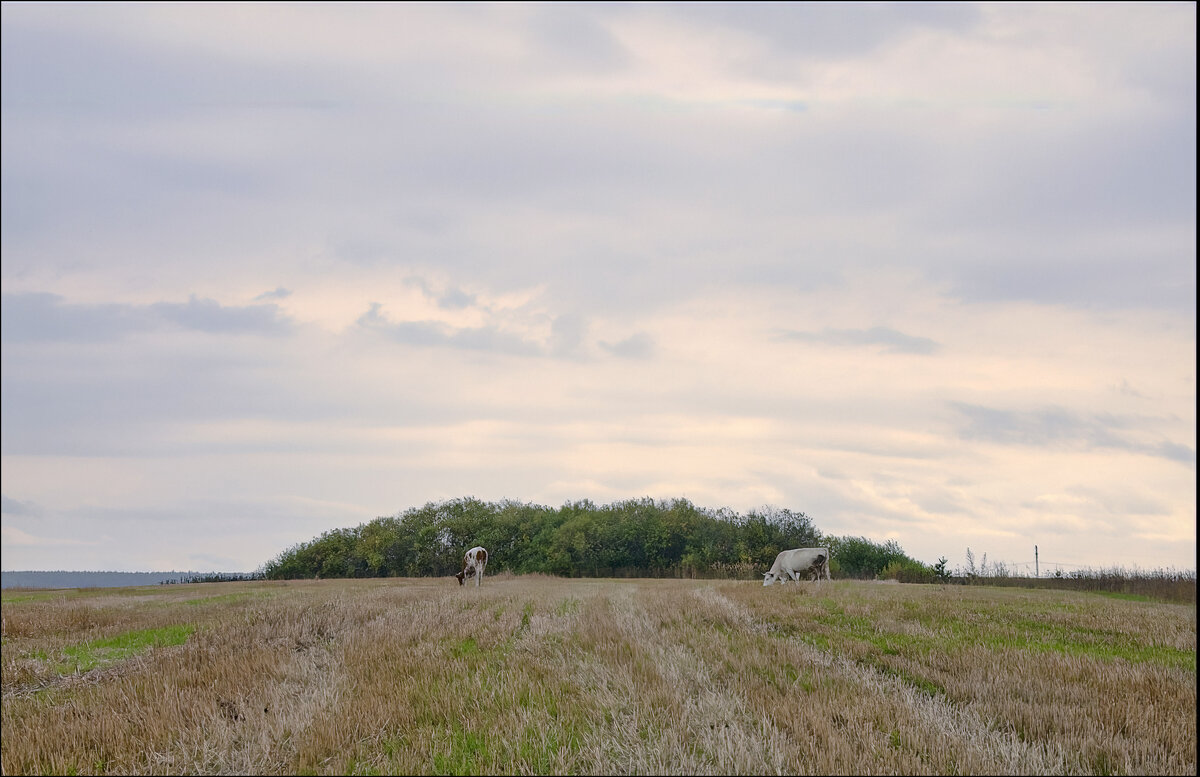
[2,577,1194,775]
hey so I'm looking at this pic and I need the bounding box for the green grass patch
[58,624,195,674]
[749,660,812,692]
[1092,591,1154,603]
[814,611,933,656]
[432,722,490,775]
[2,590,78,604]
[818,598,843,614]
[794,631,834,651]
[997,617,1195,670]
[1033,635,1196,670]
[798,596,1195,674]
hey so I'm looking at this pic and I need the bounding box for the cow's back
[781,548,825,569]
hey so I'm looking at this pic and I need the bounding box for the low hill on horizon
[1,570,258,590]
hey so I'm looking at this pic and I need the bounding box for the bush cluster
[826,535,916,579]
[262,497,832,580]
[879,558,938,584]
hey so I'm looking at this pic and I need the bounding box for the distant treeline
[1,570,261,590]
[158,572,265,585]
[261,497,931,581]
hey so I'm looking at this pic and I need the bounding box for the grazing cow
[455,546,488,587]
[763,547,831,586]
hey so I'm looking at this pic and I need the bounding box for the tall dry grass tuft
[2,577,1194,775]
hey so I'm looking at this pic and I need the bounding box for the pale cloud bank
[2,2,1194,574]
[774,326,940,354]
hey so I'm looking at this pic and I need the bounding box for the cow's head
[455,570,466,586]
[763,571,779,586]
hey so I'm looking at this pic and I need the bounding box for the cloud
[1064,486,1172,518]
[523,3,631,74]
[774,326,939,354]
[355,302,542,356]
[0,293,150,343]
[254,287,292,301]
[397,277,487,312]
[932,244,1197,313]
[1,497,346,571]
[599,332,655,359]
[0,525,94,547]
[3,3,1193,320]
[548,314,588,358]
[1,293,293,343]
[673,1,981,59]
[150,295,293,335]
[2,497,95,550]
[950,402,1195,465]
[1,495,42,517]
[1155,442,1197,466]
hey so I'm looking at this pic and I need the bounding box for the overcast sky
[2,2,1195,575]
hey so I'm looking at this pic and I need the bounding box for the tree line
[159,572,265,585]
[260,497,934,581]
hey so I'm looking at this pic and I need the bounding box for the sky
[1,1,1195,576]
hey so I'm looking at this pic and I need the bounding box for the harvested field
[2,575,1195,775]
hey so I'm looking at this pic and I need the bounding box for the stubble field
[1,575,1195,775]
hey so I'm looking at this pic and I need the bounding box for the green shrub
[880,559,936,584]
[827,536,910,579]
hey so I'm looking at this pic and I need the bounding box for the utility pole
[1035,545,1039,578]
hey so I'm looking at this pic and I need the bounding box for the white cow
[763,547,831,586]
[455,546,488,587]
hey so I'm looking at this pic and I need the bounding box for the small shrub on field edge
[880,559,937,584]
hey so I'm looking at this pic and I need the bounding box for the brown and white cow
[455,546,488,587]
